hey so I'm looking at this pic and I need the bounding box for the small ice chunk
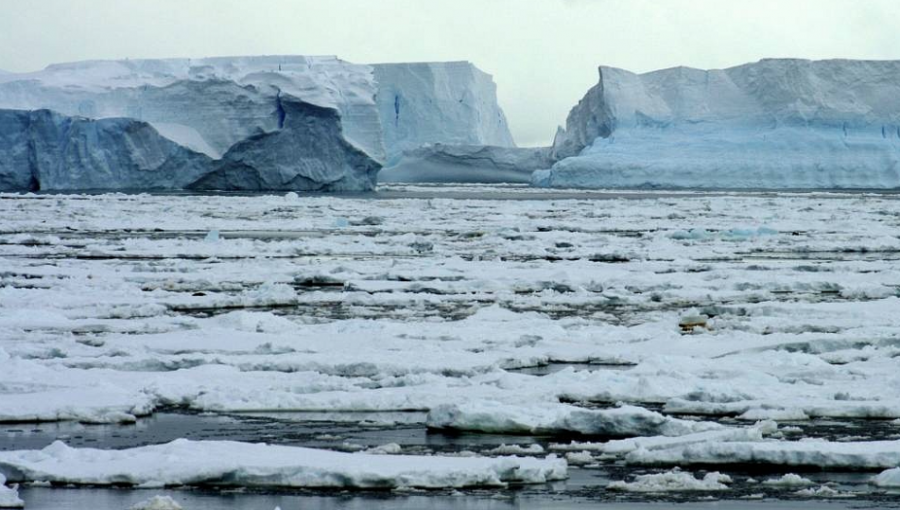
[608,468,732,492]
[762,473,815,487]
[130,495,183,510]
[793,485,844,497]
[485,444,545,456]
[679,314,709,333]
[204,229,220,243]
[332,217,350,228]
[565,451,594,465]
[0,473,23,509]
[364,443,402,455]
[284,192,299,199]
[873,467,900,487]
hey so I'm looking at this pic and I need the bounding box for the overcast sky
[2,0,899,146]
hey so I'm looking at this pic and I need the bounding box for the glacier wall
[0,57,524,190]
[0,56,384,191]
[0,56,385,161]
[540,59,900,189]
[191,100,380,191]
[373,62,516,159]
[0,109,211,191]
[0,101,379,192]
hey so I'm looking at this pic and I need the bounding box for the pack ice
[536,59,900,189]
[0,57,517,191]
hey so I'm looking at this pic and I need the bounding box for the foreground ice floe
[0,439,566,489]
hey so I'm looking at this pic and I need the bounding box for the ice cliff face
[191,100,380,191]
[0,56,385,191]
[0,57,523,190]
[380,144,550,184]
[0,56,385,162]
[0,102,378,192]
[540,59,900,189]
[0,109,211,191]
[373,62,516,159]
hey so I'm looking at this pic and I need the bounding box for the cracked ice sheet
[0,439,566,489]
[1,189,900,439]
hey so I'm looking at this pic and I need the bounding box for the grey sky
[2,0,899,146]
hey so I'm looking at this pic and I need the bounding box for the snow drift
[537,59,900,189]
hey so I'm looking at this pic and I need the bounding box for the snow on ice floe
[538,59,900,189]
[0,439,566,489]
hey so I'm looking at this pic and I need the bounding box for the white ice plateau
[0,56,516,191]
[537,59,900,189]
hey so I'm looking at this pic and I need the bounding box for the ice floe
[607,468,732,492]
[0,439,566,489]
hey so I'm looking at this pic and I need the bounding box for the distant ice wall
[542,59,900,189]
[0,56,386,163]
[373,62,516,159]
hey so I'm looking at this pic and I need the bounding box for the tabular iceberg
[372,62,515,158]
[0,56,384,191]
[0,57,525,190]
[536,59,900,189]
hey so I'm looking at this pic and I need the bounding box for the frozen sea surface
[2,184,900,507]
